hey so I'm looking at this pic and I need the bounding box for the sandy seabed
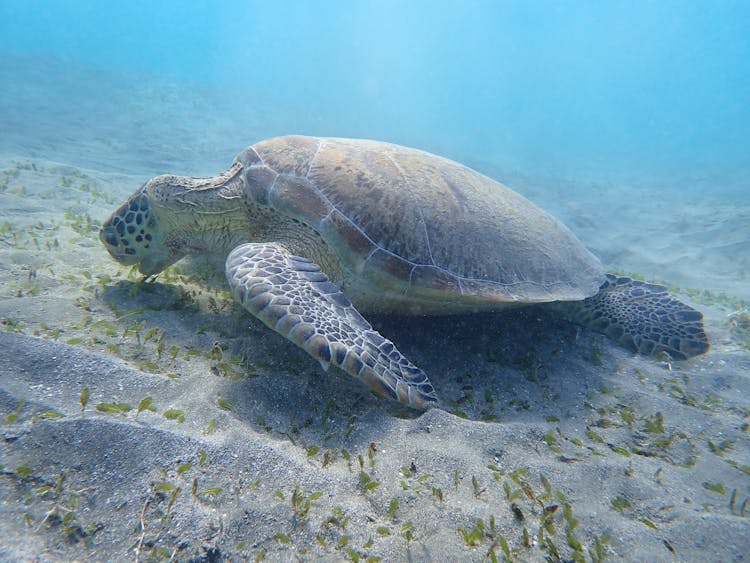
[1,56,749,562]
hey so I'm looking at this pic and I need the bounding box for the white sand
[1,55,748,562]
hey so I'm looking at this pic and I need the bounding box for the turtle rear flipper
[564,274,709,360]
[226,242,438,409]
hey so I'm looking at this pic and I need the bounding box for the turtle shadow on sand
[367,309,609,410]
[213,306,624,427]
[98,273,629,429]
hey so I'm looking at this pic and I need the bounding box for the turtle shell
[236,135,605,304]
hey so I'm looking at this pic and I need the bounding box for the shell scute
[319,210,375,258]
[364,249,414,283]
[409,265,463,295]
[255,135,321,177]
[269,175,331,221]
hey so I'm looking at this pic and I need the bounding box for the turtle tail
[562,274,709,360]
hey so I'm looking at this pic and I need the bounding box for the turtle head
[99,178,185,276]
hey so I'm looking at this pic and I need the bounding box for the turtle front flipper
[226,242,438,409]
[565,274,709,360]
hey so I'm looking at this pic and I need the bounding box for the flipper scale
[226,242,438,409]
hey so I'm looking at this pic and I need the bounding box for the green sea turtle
[100,136,709,409]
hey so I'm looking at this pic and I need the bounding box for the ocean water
[2,0,749,185]
[1,2,750,561]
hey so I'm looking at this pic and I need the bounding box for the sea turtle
[100,136,709,409]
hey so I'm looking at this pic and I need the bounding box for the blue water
[1,7,749,560]
[2,0,749,184]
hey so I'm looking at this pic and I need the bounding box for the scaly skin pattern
[226,242,438,409]
[568,274,709,360]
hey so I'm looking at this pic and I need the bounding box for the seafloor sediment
[1,58,749,562]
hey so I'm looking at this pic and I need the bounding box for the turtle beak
[99,221,138,265]
[136,253,181,276]
[99,224,120,250]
